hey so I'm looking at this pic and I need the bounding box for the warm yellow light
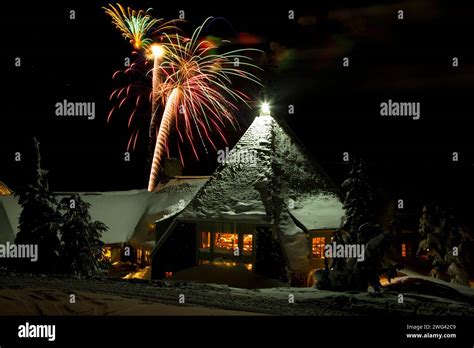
[261,102,270,115]
[123,266,152,280]
[102,247,112,260]
[151,44,165,59]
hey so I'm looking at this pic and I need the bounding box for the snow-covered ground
[0,288,261,316]
[1,273,473,316]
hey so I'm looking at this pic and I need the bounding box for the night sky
[1,1,474,226]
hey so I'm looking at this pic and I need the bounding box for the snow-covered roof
[176,115,345,271]
[180,115,344,228]
[0,195,21,244]
[290,194,344,230]
[179,115,275,223]
[0,177,208,246]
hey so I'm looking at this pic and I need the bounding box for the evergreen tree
[316,157,400,292]
[58,194,108,276]
[15,138,61,273]
[341,158,375,242]
[417,205,472,285]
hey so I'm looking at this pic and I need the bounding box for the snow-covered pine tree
[417,205,447,279]
[417,205,472,285]
[58,194,108,276]
[14,138,61,273]
[341,158,375,242]
[317,158,399,292]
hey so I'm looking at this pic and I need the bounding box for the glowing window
[136,249,142,263]
[243,234,253,255]
[200,232,211,251]
[312,237,326,258]
[214,233,238,254]
[102,247,112,261]
[165,271,173,278]
[401,243,407,257]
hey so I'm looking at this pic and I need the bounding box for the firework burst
[103,3,178,51]
[104,4,180,153]
[104,7,263,191]
[147,17,263,191]
[103,3,158,50]
[107,52,152,152]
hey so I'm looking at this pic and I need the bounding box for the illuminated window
[200,232,211,251]
[401,243,407,257]
[165,271,173,278]
[243,234,253,255]
[214,233,238,254]
[137,248,142,263]
[197,224,256,271]
[144,250,150,263]
[102,247,112,261]
[312,237,326,258]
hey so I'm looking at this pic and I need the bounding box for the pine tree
[14,138,61,273]
[58,194,108,276]
[417,205,473,285]
[341,158,375,242]
[317,157,398,292]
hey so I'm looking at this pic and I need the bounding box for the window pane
[214,233,238,254]
[312,237,326,258]
[200,232,211,251]
[401,243,407,257]
[243,234,253,255]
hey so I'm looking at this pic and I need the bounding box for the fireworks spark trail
[103,3,159,50]
[104,4,182,155]
[104,7,263,191]
[149,44,167,161]
[147,17,263,191]
[148,87,181,191]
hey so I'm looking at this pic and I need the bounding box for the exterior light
[261,102,270,116]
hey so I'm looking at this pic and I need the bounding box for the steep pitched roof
[179,115,344,229]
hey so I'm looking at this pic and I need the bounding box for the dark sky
[1,1,474,225]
